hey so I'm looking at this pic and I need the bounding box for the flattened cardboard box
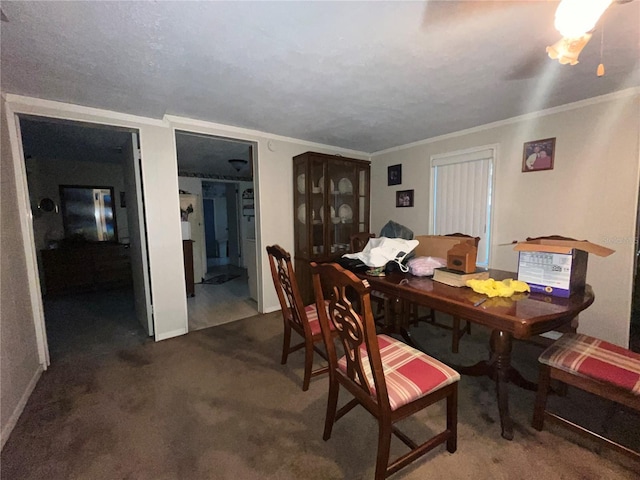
[513,238,614,298]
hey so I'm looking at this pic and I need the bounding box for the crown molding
[372,87,640,157]
[2,93,167,127]
[164,114,370,159]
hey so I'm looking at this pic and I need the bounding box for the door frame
[4,102,159,367]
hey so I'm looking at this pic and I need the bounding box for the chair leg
[302,337,314,391]
[375,418,393,480]
[323,378,340,441]
[447,384,458,453]
[281,323,292,365]
[532,364,551,431]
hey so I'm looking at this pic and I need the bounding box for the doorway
[18,116,153,361]
[174,131,258,330]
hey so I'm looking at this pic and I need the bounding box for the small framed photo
[388,164,402,186]
[396,189,414,208]
[522,137,555,172]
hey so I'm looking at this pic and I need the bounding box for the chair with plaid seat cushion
[267,245,337,391]
[310,261,459,480]
[532,333,640,459]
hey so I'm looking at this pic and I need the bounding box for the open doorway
[18,116,153,362]
[175,131,258,331]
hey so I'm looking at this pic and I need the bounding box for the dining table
[357,268,595,440]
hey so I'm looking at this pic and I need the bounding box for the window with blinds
[429,146,496,266]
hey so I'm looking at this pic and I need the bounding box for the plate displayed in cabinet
[297,203,306,223]
[319,206,335,222]
[338,204,353,221]
[297,174,305,194]
[318,176,335,194]
[338,177,353,194]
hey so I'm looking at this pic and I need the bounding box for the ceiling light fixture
[228,158,248,172]
[547,0,613,66]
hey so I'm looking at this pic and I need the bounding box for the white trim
[4,103,50,368]
[0,366,43,450]
[164,114,370,159]
[263,306,281,315]
[372,87,640,157]
[2,94,167,127]
[155,328,188,341]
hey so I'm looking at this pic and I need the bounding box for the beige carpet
[2,311,639,479]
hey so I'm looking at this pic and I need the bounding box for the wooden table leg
[491,330,514,440]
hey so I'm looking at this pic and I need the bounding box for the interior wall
[1,97,42,448]
[370,90,640,346]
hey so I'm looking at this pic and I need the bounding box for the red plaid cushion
[304,302,333,336]
[539,333,640,395]
[338,334,460,410]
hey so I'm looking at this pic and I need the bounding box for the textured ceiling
[2,1,639,153]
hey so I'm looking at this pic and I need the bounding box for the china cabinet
[293,151,371,303]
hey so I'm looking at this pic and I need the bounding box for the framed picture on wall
[388,164,402,185]
[396,189,414,208]
[522,137,555,172]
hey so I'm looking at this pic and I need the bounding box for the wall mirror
[59,185,117,242]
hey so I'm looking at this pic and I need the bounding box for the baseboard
[155,328,188,341]
[1,365,43,450]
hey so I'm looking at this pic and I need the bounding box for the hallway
[187,264,259,332]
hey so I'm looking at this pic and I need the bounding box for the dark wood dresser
[41,243,132,296]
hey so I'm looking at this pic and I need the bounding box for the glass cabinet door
[327,158,358,255]
[294,158,309,257]
[357,165,370,237]
[309,157,326,258]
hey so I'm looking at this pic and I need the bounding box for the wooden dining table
[358,268,595,440]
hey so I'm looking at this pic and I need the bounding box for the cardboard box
[513,238,614,298]
[414,235,476,260]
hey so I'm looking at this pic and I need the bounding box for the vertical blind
[431,148,494,265]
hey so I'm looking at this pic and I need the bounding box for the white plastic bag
[342,237,419,272]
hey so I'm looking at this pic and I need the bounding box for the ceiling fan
[546,0,635,72]
[421,0,636,76]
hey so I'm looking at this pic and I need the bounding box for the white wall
[1,97,43,448]
[371,90,640,346]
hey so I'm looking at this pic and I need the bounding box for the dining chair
[349,232,388,320]
[266,244,336,391]
[421,233,480,353]
[310,262,459,480]
[349,232,375,253]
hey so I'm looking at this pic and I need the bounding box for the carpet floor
[2,310,639,479]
